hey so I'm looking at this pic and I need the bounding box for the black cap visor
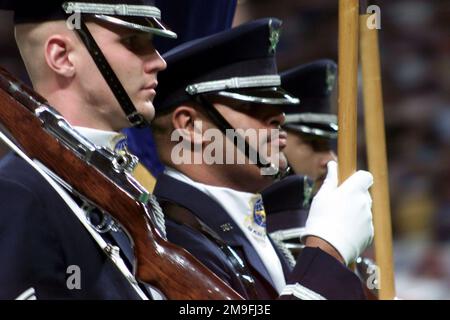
[93,14,177,38]
[215,87,300,106]
[284,122,338,139]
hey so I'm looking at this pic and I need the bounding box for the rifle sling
[161,201,260,300]
[73,18,148,128]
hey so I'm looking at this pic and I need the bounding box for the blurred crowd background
[1,0,449,299]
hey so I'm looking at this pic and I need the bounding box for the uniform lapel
[154,173,277,290]
[268,235,293,276]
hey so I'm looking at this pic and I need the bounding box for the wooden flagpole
[338,0,360,183]
[359,2,396,299]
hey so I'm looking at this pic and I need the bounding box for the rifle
[0,66,242,300]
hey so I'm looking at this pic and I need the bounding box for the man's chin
[258,154,288,177]
[273,153,288,172]
[137,101,156,123]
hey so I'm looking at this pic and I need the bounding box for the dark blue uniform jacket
[154,173,366,300]
[0,153,143,299]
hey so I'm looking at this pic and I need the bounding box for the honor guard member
[282,59,338,190]
[262,60,339,262]
[0,0,176,299]
[123,0,238,187]
[264,60,379,295]
[151,19,374,300]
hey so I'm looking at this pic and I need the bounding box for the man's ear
[172,104,210,145]
[44,35,76,78]
[172,104,198,128]
[172,105,197,143]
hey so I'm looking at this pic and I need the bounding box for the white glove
[302,161,374,265]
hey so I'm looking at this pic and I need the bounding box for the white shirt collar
[74,126,126,151]
[164,167,265,236]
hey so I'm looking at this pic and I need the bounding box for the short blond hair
[14,20,74,87]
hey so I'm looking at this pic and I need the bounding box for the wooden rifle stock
[0,67,242,300]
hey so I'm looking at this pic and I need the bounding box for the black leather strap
[163,201,260,300]
[196,95,269,169]
[196,95,291,180]
[74,18,148,128]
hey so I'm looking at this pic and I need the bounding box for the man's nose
[319,150,337,167]
[144,50,167,74]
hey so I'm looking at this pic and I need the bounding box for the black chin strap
[73,18,148,128]
[196,95,290,180]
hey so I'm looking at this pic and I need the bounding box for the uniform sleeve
[0,176,67,299]
[279,247,366,300]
